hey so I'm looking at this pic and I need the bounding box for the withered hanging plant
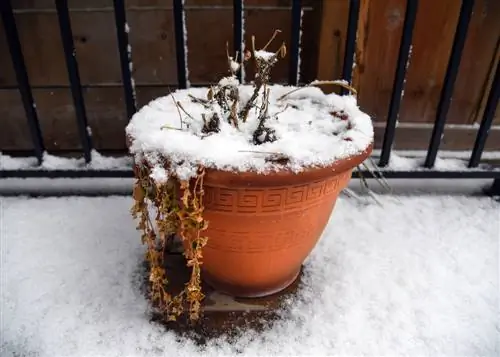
[130,31,290,323]
[131,164,208,322]
[130,30,382,324]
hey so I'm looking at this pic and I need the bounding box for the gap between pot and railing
[0,0,499,196]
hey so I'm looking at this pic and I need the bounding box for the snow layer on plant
[1,195,498,356]
[126,84,374,180]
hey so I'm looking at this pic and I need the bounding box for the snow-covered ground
[1,189,498,356]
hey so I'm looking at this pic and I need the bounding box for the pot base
[202,267,301,298]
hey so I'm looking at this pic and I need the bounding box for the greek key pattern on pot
[203,171,350,213]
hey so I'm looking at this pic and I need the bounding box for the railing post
[468,61,499,168]
[172,0,189,89]
[289,0,302,86]
[378,0,419,167]
[1,0,45,165]
[485,179,500,198]
[341,0,360,95]
[113,0,137,121]
[233,0,244,83]
[424,0,475,168]
[55,0,93,163]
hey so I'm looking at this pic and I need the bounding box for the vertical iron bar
[341,0,360,95]
[424,0,474,168]
[486,179,500,197]
[173,0,188,89]
[289,0,302,86]
[468,63,499,168]
[1,0,45,165]
[55,0,92,163]
[233,0,243,82]
[113,0,137,120]
[378,0,419,167]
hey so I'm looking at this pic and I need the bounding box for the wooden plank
[316,0,349,89]
[126,9,177,84]
[316,0,499,127]
[447,0,500,125]
[398,0,460,123]
[0,16,17,87]
[0,11,68,86]
[0,90,33,150]
[351,0,370,91]
[10,0,316,10]
[0,86,176,152]
[355,0,405,122]
[1,6,317,87]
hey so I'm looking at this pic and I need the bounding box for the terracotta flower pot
[197,145,372,297]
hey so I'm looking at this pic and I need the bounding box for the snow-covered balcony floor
[1,185,498,356]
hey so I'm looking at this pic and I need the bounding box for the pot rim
[134,143,373,187]
[198,143,373,186]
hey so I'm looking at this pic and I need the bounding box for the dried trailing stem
[131,164,208,322]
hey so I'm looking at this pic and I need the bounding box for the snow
[0,151,132,171]
[182,0,190,88]
[1,193,498,356]
[240,2,246,83]
[126,41,137,104]
[254,50,277,61]
[229,58,240,73]
[149,166,169,184]
[374,149,500,160]
[296,8,304,84]
[363,152,500,172]
[126,84,374,180]
[218,76,240,87]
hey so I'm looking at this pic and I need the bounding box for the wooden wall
[317,0,500,151]
[1,0,499,155]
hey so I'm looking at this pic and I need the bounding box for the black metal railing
[0,0,499,194]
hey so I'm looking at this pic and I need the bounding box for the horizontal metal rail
[1,168,499,180]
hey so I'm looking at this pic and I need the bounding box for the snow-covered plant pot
[126,31,373,322]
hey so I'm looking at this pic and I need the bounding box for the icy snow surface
[1,194,498,356]
[126,85,374,179]
[0,151,132,171]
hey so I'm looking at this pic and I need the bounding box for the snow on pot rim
[126,82,374,182]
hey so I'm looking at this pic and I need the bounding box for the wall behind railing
[0,0,320,154]
[316,0,500,152]
[0,0,499,156]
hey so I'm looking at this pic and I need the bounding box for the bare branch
[277,80,358,101]
[262,29,282,51]
[176,101,196,121]
[168,89,183,129]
